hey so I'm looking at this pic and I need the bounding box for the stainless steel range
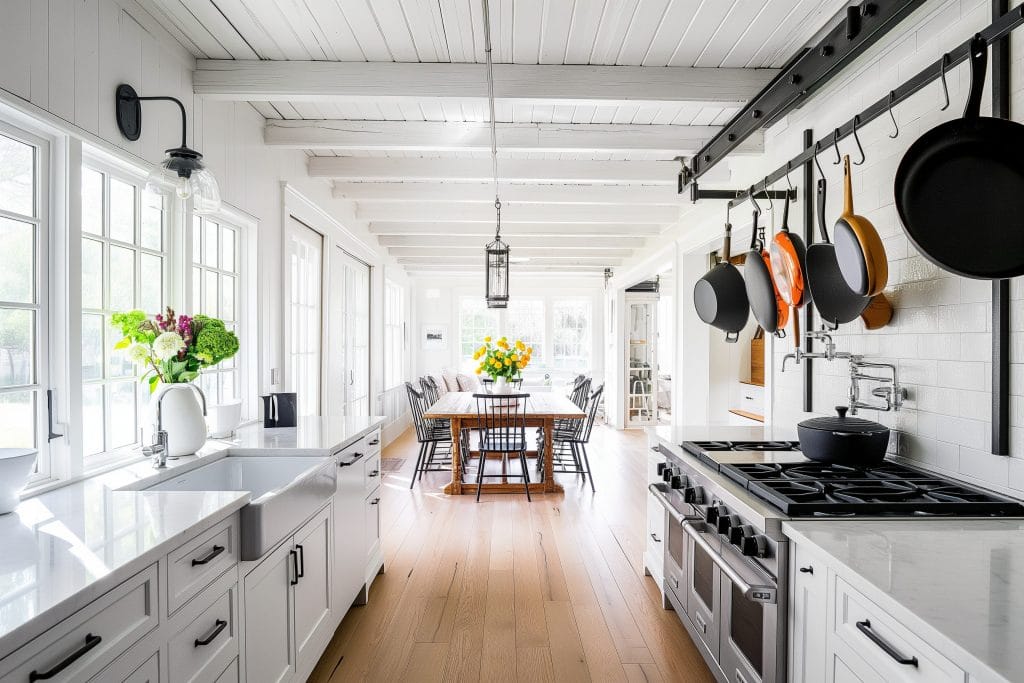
[646,437,1024,683]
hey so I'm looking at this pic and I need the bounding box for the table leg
[543,417,556,493]
[444,417,462,495]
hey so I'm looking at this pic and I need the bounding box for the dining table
[423,391,585,495]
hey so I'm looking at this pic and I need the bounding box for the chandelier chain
[482,0,500,231]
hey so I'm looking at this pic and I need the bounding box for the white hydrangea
[127,343,150,365]
[152,331,185,361]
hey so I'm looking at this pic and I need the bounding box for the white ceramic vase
[493,376,510,394]
[0,448,37,514]
[149,383,207,457]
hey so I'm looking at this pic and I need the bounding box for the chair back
[420,376,440,405]
[579,383,604,442]
[570,377,592,409]
[481,377,523,390]
[472,393,530,452]
[405,381,428,442]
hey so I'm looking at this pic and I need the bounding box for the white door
[327,247,370,416]
[286,218,323,417]
[243,540,295,683]
[293,507,333,672]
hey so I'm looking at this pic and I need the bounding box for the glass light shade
[146,146,221,214]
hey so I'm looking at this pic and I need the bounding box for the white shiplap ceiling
[140,0,848,275]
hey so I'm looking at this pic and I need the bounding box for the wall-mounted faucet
[142,384,207,468]
[781,329,858,372]
[848,358,905,414]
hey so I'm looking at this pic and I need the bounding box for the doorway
[327,246,371,416]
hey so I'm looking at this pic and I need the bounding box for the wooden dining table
[423,391,585,495]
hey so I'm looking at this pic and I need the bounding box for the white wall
[0,0,411,430]
[625,0,1024,496]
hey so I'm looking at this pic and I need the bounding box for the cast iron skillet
[895,35,1024,279]
[806,178,870,329]
[694,221,749,342]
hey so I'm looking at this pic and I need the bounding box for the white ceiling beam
[266,120,763,155]
[378,235,641,249]
[310,157,679,184]
[397,256,621,266]
[195,60,775,106]
[333,182,680,205]
[356,202,676,224]
[404,266,607,277]
[387,247,633,258]
[368,222,661,236]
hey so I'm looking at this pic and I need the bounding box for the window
[458,298,498,362]
[383,280,405,389]
[505,299,545,366]
[0,124,49,479]
[80,163,168,460]
[191,215,240,405]
[553,299,591,371]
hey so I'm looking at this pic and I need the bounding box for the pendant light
[481,0,510,309]
[115,84,222,214]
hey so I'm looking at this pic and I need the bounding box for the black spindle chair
[547,383,604,491]
[405,381,453,489]
[472,393,532,502]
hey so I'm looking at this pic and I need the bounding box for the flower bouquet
[112,307,239,456]
[473,336,532,397]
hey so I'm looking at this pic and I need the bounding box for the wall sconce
[115,84,221,214]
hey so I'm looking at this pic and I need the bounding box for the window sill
[20,450,149,500]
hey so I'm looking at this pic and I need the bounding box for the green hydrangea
[192,315,239,367]
[111,310,157,344]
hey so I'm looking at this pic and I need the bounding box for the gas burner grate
[681,440,800,454]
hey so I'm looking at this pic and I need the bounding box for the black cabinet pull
[194,619,227,647]
[29,633,102,681]
[191,545,225,566]
[368,469,380,478]
[650,533,661,543]
[289,549,299,585]
[799,566,814,574]
[296,544,305,578]
[368,436,380,445]
[856,620,918,667]
[370,497,381,505]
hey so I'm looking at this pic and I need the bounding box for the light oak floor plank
[315,424,715,682]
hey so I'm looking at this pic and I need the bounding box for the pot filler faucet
[142,384,207,468]
[781,329,905,415]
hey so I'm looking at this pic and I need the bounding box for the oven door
[683,524,721,661]
[648,484,690,611]
[682,522,781,683]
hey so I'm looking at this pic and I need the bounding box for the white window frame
[0,119,52,484]
[552,298,593,372]
[383,279,406,390]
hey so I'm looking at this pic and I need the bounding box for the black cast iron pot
[797,406,890,466]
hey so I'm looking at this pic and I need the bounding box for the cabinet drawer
[0,564,158,683]
[364,429,381,455]
[90,648,160,683]
[365,487,381,562]
[363,453,381,493]
[831,577,963,682]
[167,516,238,615]
[168,584,238,683]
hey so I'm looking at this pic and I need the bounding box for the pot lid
[798,406,889,434]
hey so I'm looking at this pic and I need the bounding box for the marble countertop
[784,519,1024,683]
[0,415,385,658]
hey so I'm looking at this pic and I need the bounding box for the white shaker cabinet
[334,451,368,610]
[242,505,332,683]
[788,542,827,683]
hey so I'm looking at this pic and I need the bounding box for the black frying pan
[694,221,749,342]
[895,35,1024,279]
[806,178,870,329]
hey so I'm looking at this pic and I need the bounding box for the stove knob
[729,524,753,546]
[670,475,685,490]
[683,486,704,505]
[662,467,675,483]
[705,505,726,525]
[657,462,668,476]
[716,514,738,535]
[741,534,768,558]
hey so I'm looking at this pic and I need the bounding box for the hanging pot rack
[688,4,1024,211]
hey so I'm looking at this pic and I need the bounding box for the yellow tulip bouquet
[473,336,532,381]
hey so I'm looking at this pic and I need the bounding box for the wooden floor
[308,425,714,683]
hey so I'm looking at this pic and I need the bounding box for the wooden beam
[356,202,676,224]
[310,157,679,184]
[387,247,633,258]
[195,60,776,106]
[367,222,662,236]
[377,235,641,249]
[333,182,681,205]
[266,120,764,155]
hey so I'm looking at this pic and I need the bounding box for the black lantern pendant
[485,199,509,309]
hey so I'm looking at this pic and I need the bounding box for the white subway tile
[936,360,987,391]
[960,278,992,304]
[960,333,991,362]
[901,255,945,283]
[891,278,959,308]
[918,333,960,360]
[958,390,991,421]
[1008,457,1024,492]
[937,303,988,333]
[898,358,938,386]
[915,385,961,415]
[937,416,989,450]
[958,447,1010,487]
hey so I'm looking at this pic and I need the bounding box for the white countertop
[784,519,1024,683]
[0,415,385,658]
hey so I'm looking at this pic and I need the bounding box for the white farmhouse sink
[134,456,335,560]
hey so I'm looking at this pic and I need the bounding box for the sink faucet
[781,329,858,372]
[848,359,905,414]
[142,384,207,468]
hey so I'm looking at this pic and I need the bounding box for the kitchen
[1,1,1024,683]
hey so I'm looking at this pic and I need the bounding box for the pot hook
[939,53,951,111]
[851,115,866,165]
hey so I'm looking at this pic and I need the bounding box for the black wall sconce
[115,84,221,213]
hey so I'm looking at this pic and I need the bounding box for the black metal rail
[992,0,1011,455]
[687,4,1024,210]
[687,0,930,183]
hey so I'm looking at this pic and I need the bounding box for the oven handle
[647,483,702,525]
[681,521,777,604]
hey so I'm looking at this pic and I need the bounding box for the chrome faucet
[142,384,208,468]
[848,358,905,414]
[781,329,858,372]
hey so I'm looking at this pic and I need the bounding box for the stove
[681,439,800,469]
